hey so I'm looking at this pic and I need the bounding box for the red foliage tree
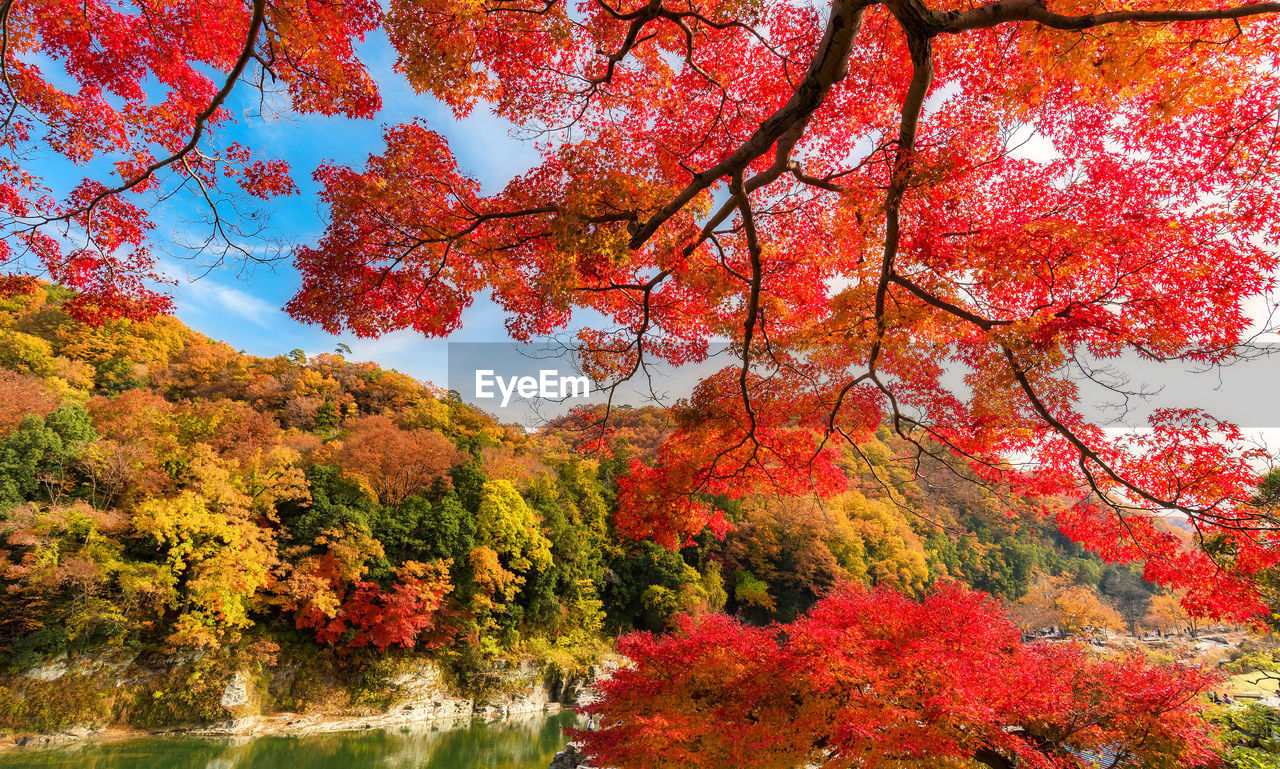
[281,526,454,649]
[313,560,454,650]
[580,583,1221,769]
[0,0,381,319]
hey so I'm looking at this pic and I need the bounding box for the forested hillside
[0,284,1161,727]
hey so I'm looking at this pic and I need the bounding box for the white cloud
[202,282,278,326]
[159,264,281,327]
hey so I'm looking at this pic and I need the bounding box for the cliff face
[1,650,608,747]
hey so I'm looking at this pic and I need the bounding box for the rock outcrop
[181,660,576,738]
[219,672,251,709]
[3,655,614,748]
[550,742,593,769]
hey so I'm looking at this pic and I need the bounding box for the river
[0,710,577,769]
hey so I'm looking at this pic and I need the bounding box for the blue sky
[147,30,542,388]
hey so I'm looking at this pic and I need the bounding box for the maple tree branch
[786,160,849,193]
[878,266,1277,554]
[435,205,561,241]
[867,11,934,372]
[484,0,557,13]
[884,265,1264,530]
[50,0,267,227]
[627,0,868,249]
[732,173,764,439]
[567,0,765,124]
[971,749,1017,769]
[889,272,1013,329]
[590,0,664,86]
[0,0,29,132]
[938,0,1280,33]
[176,157,262,267]
[664,142,838,266]
[667,16,727,89]
[1001,344,1259,530]
[564,268,673,447]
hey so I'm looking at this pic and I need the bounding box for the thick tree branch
[867,11,934,371]
[627,0,868,249]
[939,0,1280,33]
[58,0,267,226]
[731,172,764,437]
[972,748,1017,769]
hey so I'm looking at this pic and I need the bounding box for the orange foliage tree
[0,371,57,435]
[338,415,460,506]
[1012,574,1124,633]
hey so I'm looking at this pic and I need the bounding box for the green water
[0,711,578,769]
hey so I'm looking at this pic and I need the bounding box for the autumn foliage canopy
[581,583,1221,769]
[4,0,1280,763]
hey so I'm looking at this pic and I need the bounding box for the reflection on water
[0,710,578,769]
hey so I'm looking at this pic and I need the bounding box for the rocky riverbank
[2,653,613,750]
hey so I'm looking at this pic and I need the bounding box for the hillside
[0,284,1157,731]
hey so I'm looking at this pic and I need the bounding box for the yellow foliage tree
[1014,575,1123,634]
[1146,591,1198,636]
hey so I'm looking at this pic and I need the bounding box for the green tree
[603,541,706,632]
[0,404,96,509]
[284,464,378,546]
[1213,703,1280,769]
